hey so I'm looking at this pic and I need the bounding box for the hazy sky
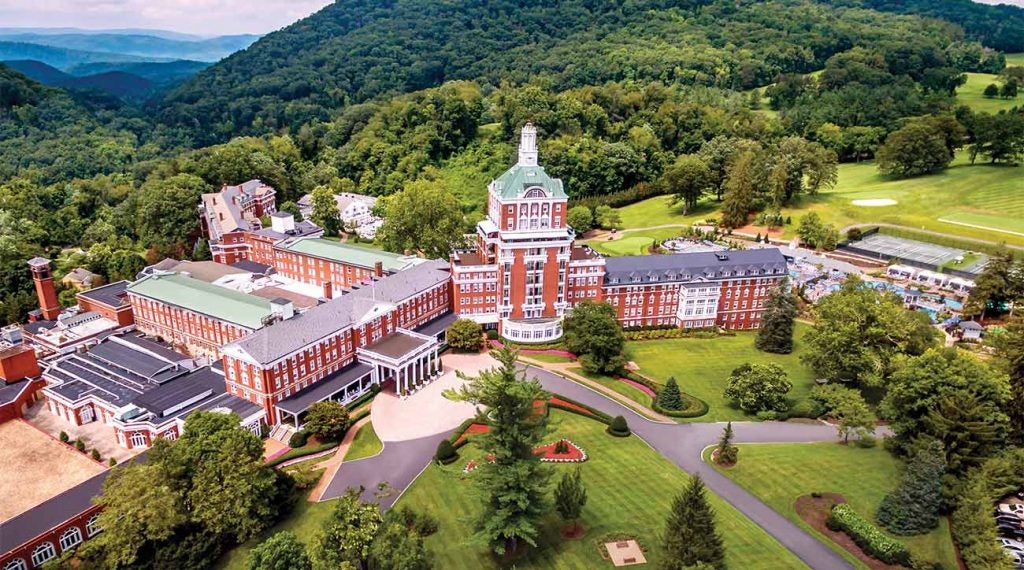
[0,0,335,36]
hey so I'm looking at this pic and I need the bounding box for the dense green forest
[1,0,1024,327]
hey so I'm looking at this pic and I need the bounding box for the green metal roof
[492,164,566,199]
[127,273,272,329]
[281,238,416,272]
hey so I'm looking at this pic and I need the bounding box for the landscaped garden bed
[464,439,588,473]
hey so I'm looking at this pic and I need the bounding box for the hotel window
[3,561,25,570]
[60,527,82,551]
[32,543,56,566]
[130,432,147,447]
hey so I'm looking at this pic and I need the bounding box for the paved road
[321,364,855,569]
[320,431,451,507]
[524,365,853,570]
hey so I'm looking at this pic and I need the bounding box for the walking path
[320,358,858,569]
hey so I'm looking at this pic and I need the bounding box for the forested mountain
[0,40,159,69]
[158,0,963,143]
[4,60,154,99]
[0,31,259,62]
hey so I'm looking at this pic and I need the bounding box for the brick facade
[0,507,101,569]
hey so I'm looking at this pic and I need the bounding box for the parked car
[1000,504,1024,518]
[1010,551,1024,570]
[1000,538,1024,554]
[999,523,1024,540]
[999,513,1024,525]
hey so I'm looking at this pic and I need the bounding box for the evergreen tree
[368,520,432,570]
[755,278,797,354]
[994,317,1024,445]
[443,347,549,555]
[876,441,946,535]
[314,489,383,569]
[661,475,726,570]
[554,467,588,534]
[715,422,738,465]
[720,150,757,228]
[965,248,1019,319]
[655,377,684,411]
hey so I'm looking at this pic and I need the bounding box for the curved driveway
[322,363,855,569]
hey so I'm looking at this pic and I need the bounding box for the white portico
[357,329,442,396]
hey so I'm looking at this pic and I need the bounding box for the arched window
[59,527,82,551]
[130,432,147,448]
[31,542,56,566]
[4,559,26,570]
[86,513,102,537]
[523,187,546,199]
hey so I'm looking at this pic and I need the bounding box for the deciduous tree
[662,154,714,215]
[567,206,594,233]
[248,532,312,570]
[876,121,953,177]
[723,363,792,413]
[315,489,384,569]
[309,184,341,236]
[377,178,465,258]
[446,318,483,352]
[303,401,351,442]
[563,301,626,375]
[993,316,1024,445]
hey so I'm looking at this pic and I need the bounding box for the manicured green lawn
[627,325,817,422]
[605,153,1024,247]
[398,410,807,569]
[217,490,335,570]
[569,366,655,409]
[345,422,383,461]
[956,72,1023,114]
[710,443,959,570]
[524,353,576,364]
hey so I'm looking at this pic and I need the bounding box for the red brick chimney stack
[27,257,61,321]
[323,281,334,299]
[374,261,384,277]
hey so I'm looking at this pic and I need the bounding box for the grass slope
[627,325,816,422]
[217,494,334,570]
[956,72,1023,114]
[569,366,655,409]
[345,422,383,461]
[398,410,806,569]
[711,443,959,570]
[605,152,1024,247]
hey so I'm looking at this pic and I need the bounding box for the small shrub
[607,415,631,437]
[59,431,69,443]
[392,506,440,537]
[91,449,101,461]
[787,400,818,419]
[485,329,499,340]
[826,504,911,566]
[811,491,823,499]
[554,439,569,454]
[108,457,117,467]
[854,435,877,448]
[435,439,458,465]
[755,410,781,421]
[74,439,86,452]
[288,430,309,448]
[290,464,322,490]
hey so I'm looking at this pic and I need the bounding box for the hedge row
[826,504,911,566]
[497,338,568,351]
[623,328,731,341]
[347,384,381,413]
[448,417,482,450]
[267,440,338,467]
[623,371,709,418]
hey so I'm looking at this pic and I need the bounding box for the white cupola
[517,123,538,167]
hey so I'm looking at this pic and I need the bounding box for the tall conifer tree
[661,475,726,570]
[756,278,797,354]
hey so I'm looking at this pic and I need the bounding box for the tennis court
[842,234,966,266]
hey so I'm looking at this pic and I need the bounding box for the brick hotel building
[452,124,787,342]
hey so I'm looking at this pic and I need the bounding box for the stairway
[269,423,296,444]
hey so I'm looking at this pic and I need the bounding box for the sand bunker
[851,198,897,207]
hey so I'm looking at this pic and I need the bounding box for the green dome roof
[491,164,566,200]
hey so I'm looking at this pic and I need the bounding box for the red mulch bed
[794,493,902,570]
[454,423,490,445]
[548,396,595,416]
[709,448,736,468]
[534,439,586,462]
[560,524,586,539]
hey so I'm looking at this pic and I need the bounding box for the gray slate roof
[76,280,130,308]
[603,249,787,286]
[230,260,450,365]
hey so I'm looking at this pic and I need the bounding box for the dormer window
[524,187,547,199]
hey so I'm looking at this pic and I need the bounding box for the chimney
[271,212,296,234]
[518,122,538,167]
[374,261,384,277]
[27,257,61,321]
[269,298,295,321]
[323,281,334,299]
